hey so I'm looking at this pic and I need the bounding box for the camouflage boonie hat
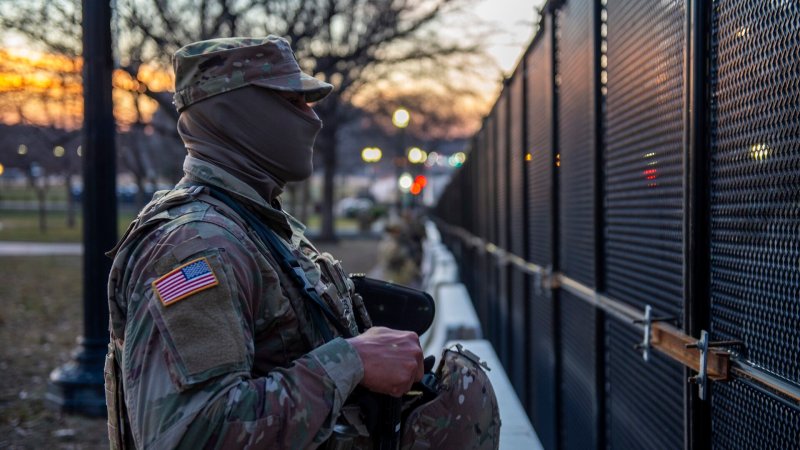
[172,36,333,112]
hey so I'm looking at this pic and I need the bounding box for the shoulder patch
[152,257,219,306]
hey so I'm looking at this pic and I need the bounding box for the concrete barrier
[422,247,459,292]
[420,221,542,450]
[423,282,483,357]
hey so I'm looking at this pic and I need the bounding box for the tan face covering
[177,86,323,202]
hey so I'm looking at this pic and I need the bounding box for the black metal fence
[433,1,800,448]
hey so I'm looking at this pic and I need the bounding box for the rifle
[349,275,435,336]
[349,276,436,449]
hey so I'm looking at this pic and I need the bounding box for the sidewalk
[0,237,379,273]
[0,241,82,256]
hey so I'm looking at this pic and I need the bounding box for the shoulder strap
[201,185,352,342]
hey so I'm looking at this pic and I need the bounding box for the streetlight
[392,108,410,128]
[392,108,410,211]
[407,147,427,164]
[361,146,382,163]
[398,172,413,191]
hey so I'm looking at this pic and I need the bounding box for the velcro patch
[152,257,219,306]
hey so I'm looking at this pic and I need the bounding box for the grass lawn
[0,256,107,449]
[0,185,69,203]
[0,209,137,242]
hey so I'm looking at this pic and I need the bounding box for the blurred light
[414,175,427,188]
[0,163,4,176]
[361,146,382,163]
[750,143,770,161]
[408,147,427,164]
[736,27,748,38]
[18,144,27,155]
[410,182,422,195]
[556,153,561,168]
[398,173,413,191]
[425,151,439,167]
[77,145,82,157]
[448,151,466,167]
[53,146,65,157]
[525,153,532,162]
[392,108,410,129]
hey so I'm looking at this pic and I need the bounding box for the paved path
[0,238,380,270]
[0,241,82,256]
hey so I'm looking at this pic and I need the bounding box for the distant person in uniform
[105,36,424,449]
[376,217,421,287]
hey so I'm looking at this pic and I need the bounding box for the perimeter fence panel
[485,115,501,353]
[476,130,491,326]
[495,94,511,365]
[708,1,800,448]
[508,67,529,400]
[525,15,558,450]
[605,317,685,449]
[554,0,599,448]
[603,0,686,448]
[461,156,476,298]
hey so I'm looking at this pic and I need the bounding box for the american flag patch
[152,257,219,306]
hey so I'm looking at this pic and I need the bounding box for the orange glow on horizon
[0,48,173,130]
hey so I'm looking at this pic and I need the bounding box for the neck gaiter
[177,86,323,202]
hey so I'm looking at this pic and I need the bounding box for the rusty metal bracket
[648,324,733,390]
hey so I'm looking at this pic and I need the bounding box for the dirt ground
[0,237,379,449]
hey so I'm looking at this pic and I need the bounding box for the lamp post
[392,108,410,211]
[47,0,117,416]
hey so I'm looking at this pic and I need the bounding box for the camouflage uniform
[106,35,500,450]
[107,157,364,449]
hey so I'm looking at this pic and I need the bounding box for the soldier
[105,36,425,449]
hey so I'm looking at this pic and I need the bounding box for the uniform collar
[179,155,305,241]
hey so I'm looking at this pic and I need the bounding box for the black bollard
[47,0,117,417]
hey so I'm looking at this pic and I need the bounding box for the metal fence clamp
[633,305,678,362]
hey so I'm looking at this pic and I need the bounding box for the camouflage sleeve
[121,218,363,449]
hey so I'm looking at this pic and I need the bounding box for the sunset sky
[0,0,545,133]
